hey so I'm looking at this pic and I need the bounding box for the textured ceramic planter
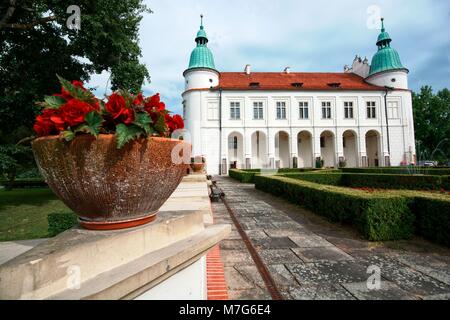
[32,135,190,230]
[191,163,205,173]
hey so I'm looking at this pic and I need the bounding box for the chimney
[244,64,251,75]
[284,67,291,74]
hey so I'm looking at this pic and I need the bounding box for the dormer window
[327,82,341,88]
[291,82,303,88]
[249,82,260,87]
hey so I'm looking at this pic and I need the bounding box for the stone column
[361,156,368,167]
[221,158,227,175]
[384,155,391,167]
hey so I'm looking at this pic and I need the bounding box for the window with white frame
[299,101,309,119]
[207,102,219,120]
[321,101,332,119]
[230,102,241,120]
[387,101,399,119]
[253,102,264,120]
[276,101,286,119]
[344,101,354,119]
[366,101,376,119]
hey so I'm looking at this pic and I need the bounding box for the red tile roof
[215,72,384,91]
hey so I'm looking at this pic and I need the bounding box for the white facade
[182,25,416,175]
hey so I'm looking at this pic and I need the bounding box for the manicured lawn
[0,188,71,242]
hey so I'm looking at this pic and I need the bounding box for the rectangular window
[299,101,309,119]
[276,101,286,119]
[387,101,399,119]
[207,102,219,120]
[344,101,354,119]
[320,136,325,148]
[230,102,240,120]
[321,101,331,119]
[366,101,376,119]
[253,102,264,120]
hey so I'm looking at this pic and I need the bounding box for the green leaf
[133,112,152,134]
[62,130,75,141]
[83,111,103,137]
[56,74,96,104]
[154,113,168,135]
[44,95,66,109]
[118,89,134,107]
[116,124,144,149]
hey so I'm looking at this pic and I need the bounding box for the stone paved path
[212,176,450,300]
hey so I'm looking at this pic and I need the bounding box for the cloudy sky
[88,0,450,115]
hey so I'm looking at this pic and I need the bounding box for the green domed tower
[366,18,409,89]
[368,18,408,76]
[187,15,216,71]
[183,15,219,92]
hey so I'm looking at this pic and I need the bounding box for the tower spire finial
[200,14,203,29]
[381,17,385,32]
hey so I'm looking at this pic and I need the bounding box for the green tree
[413,86,450,164]
[0,0,151,142]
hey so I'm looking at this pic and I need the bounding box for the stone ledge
[51,224,230,300]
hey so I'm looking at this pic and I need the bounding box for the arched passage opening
[320,130,336,167]
[365,130,381,167]
[228,132,244,169]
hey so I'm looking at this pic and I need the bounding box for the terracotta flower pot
[32,135,190,230]
[191,163,205,173]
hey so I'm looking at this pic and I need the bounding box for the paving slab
[253,237,298,249]
[289,234,334,248]
[259,249,303,265]
[342,281,418,300]
[292,246,354,262]
[288,283,356,300]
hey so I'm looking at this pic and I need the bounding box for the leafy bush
[47,212,78,237]
[16,168,43,179]
[254,175,414,241]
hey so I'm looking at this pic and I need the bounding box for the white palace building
[182,17,416,175]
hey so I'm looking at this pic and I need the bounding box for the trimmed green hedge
[282,172,342,186]
[47,212,78,237]
[410,195,450,246]
[281,172,449,190]
[0,179,48,190]
[254,174,450,245]
[229,169,257,183]
[229,168,320,183]
[254,175,414,241]
[341,167,450,176]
